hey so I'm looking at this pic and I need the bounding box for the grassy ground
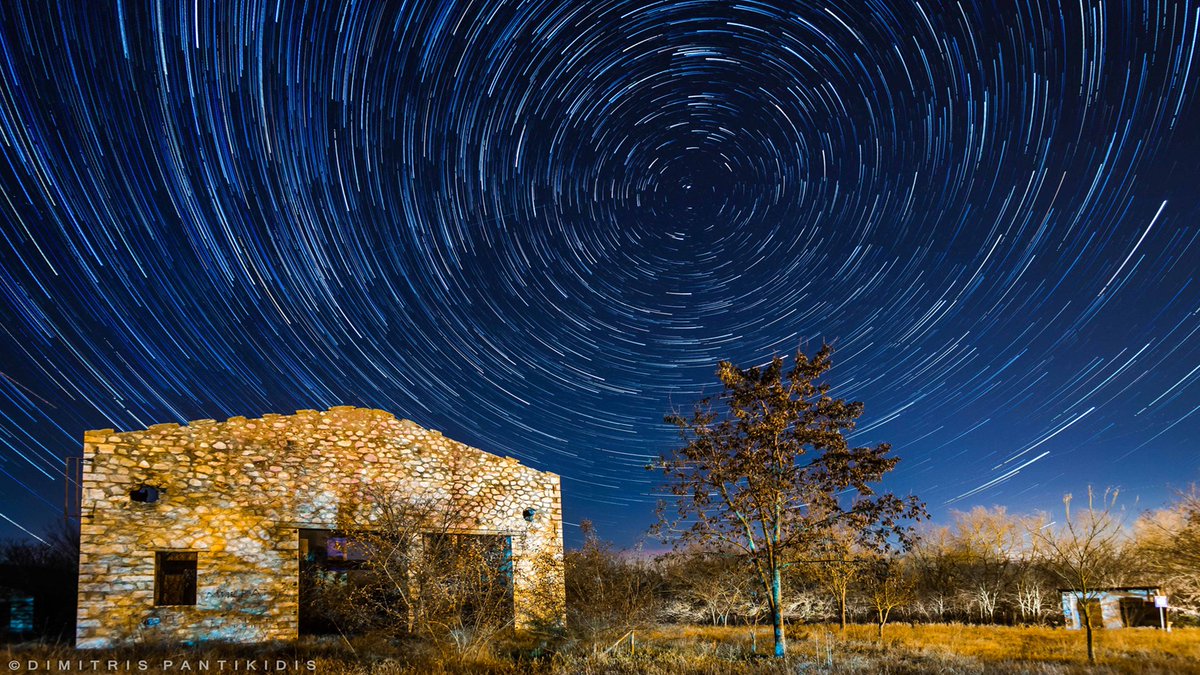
[4,624,1198,673]
[637,623,1200,674]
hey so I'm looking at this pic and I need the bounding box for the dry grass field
[635,623,1200,674]
[4,624,1198,674]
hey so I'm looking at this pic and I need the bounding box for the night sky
[1,0,1198,546]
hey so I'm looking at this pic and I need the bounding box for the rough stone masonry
[75,406,564,647]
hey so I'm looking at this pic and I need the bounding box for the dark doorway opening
[297,529,370,635]
[1118,597,1157,627]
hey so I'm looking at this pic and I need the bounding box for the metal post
[1155,594,1172,632]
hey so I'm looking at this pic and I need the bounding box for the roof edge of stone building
[81,405,559,477]
[83,405,397,437]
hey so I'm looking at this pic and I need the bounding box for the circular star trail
[1,0,1199,542]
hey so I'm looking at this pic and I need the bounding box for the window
[155,551,197,605]
[421,533,514,624]
[422,533,512,581]
[5,596,34,633]
[326,536,369,562]
[130,485,161,503]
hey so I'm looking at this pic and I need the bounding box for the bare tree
[908,525,964,622]
[1012,563,1052,625]
[806,523,867,631]
[0,518,79,569]
[0,519,80,639]
[862,553,914,640]
[1030,486,1129,663]
[906,512,1052,626]
[305,486,525,657]
[653,346,925,657]
[779,584,835,624]
[948,506,1027,623]
[661,549,755,626]
[1132,484,1200,617]
[1012,513,1053,625]
[564,521,663,650]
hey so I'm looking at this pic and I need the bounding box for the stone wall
[76,406,563,648]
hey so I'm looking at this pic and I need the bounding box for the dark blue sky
[1,0,1198,547]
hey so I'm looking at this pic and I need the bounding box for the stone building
[75,406,563,647]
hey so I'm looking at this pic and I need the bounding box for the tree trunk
[839,587,847,631]
[1079,600,1096,663]
[771,566,786,657]
[1085,623,1095,663]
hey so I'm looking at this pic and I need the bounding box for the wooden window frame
[154,551,198,606]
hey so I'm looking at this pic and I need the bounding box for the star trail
[1,0,1199,544]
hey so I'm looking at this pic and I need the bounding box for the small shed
[1059,586,1163,630]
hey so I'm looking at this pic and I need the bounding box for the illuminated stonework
[75,406,564,647]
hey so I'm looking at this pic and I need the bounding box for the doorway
[297,529,369,635]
